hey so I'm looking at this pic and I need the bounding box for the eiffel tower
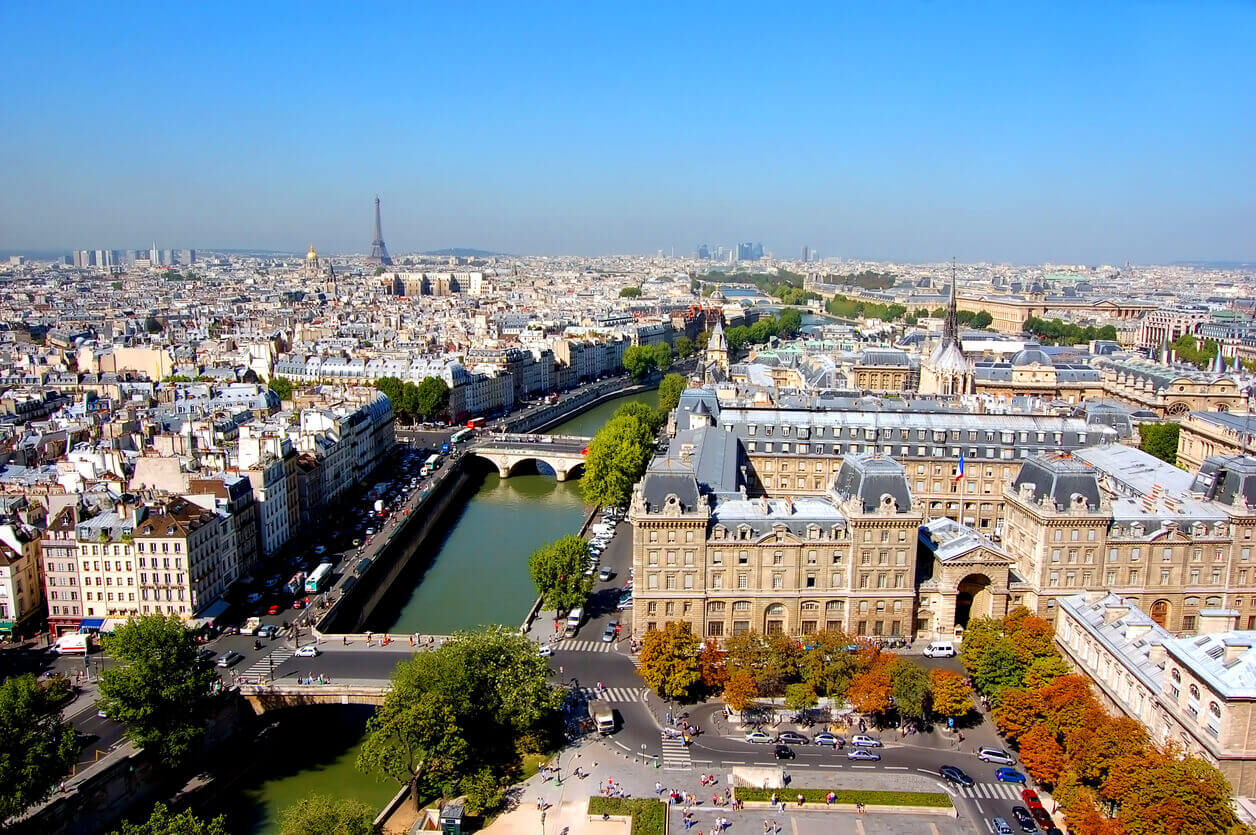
[367,195,393,265]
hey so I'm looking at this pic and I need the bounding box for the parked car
[777,731,809,745]
[267,604,281,615]
[996,768,1027,784]
[216,651,243,668]
[258,624,279,639]
[773,745,795,760]
[538,645,554,657]
[744,731,773,744]
[245,592,263,604]
[1011,806,1037,832]
[1020,789,1043,808]
[847,748,880,761]
[196,648,216,663]
[850,734,882,747]
[602,624,617,643]
[1031,807,1054,828]
[294,645,320,657]
[978,747,1017,765]
[940,765,975,787]
[813,732,844,748]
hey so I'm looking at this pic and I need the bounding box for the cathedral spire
[943,256,959,344]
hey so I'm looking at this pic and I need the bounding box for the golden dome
[306,246,319,260]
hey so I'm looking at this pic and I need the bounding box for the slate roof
[832,453,912,512]
[1166,630,1256,698]
[1011,453,1102,511]
[1058,592,1168,693]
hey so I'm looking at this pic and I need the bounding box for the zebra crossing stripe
[660,734,692,771]
[578,686,646,703]
[557,639,613,653]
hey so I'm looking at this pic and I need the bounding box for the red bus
[467,417,487,429]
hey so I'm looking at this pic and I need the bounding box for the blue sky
[1,2,1252,262]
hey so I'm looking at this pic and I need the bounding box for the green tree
[460,766,506,815]
[580,408,656,508]
[657,373,687,415]
[651,342,674,371]
[798,630,859,697]
[618,286,642,298]
[108,802,228,835]
[958,616,1002,677]
[0,675,78,822]
[888,658,932,720]
[784,682,818,712]
[528,535,589,612]
[775,308,803,338]
[622,344,657,380]
[375,376,404,415]
[724,631,802,696]
[279,794,376,835]
[1170,333,1220,370]
[267,375,294,401]
[359,626,562,802]
[97,615,217,767]
[673,335,694,359]
[973,639,1027,701]
[1138,422,1180,465]
[637,621,702,700]
[1023,655,1072,689]
[413,376,450,422]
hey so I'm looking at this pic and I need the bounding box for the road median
[732,787,955,817]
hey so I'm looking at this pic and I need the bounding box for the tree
[279,794,376,835]
[695,639,728,693]
[580,408,656,508]
[637,621,702,700]
[958,616,1002,677]
[723,671,758,712]
[888,659,932,720]
[359,626,562,802]
[413,376,450,422]
[973,638,1026,700]
[1023,655,1071,689]
[1112,750,1245,835]
[618,286,642,298]
[267,375,294,401]
[375,376,404,414]
[798,630,859,697]
[1019,725,1068,787]
[784,682,818,712]
[528,535,589,612]
[724,631,801,696]
[1138,422,1179,465]
[1038,675,1104,739]
[928,669,973,720]
[657,372,687,415]
[97,615,217,767]
[673,335,693,359]
[1005,615,1057,665]
[1067,716,1149,794]
[992,687,1045,743]
[622,344,657,380]
[460,766,506,815]
[846,658,893,715]
[0,675,78,822]
[108,802,228,835]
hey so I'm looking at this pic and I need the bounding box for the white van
[566,607,584,629]
[923,640,956,658]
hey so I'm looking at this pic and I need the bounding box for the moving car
[777,731,809,745]
[1011,806,1037,832]
[978,747,1016,764]
[294,645,320,657]
[216,651,244,668]
[773,745,795,760]
[744,731,773,744]
[538,645,554,657]
[598,567,614,581]
[992,818,1014,835]
[1020,789,1043,808]
[847,748,880,761]
[813,732,843,748]
[996,768,1027,784]
[922,640,956,658]
[197,648,216,663]
[602,623,617,643]
[267,604,281,615]
[850,734,882,747]
[940,765,974,787]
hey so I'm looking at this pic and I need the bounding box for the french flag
[955,456,965,482]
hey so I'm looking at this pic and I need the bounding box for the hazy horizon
[2,3,1252,263]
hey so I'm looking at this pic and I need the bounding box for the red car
[267,604,281,615]
[292,598,308,609]
[1021,789,1043,808]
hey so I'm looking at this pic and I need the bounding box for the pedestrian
[655,781,663,795]
[797,794,804,807]
[343,635,347,646]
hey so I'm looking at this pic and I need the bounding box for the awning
[102,619,127,633]
[0,620,14,632]
[79,618,105,630]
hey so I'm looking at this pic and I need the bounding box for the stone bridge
[238,681,391,714]
[467,433,592,481]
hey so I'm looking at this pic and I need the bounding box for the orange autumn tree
[696,638,728,693]
[1018,724,1068,786]
[992,687,1044,742]
[845,654,894,715]
[928,668,973,719]
[722,670,758,712]
[1037,675,1104,739]
[1065,716,1149,792]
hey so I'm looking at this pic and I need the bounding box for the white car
[294,645,320,657]
[745,731,773,744]
[977,747,1016,765]
[851,734,882,747]
[538,645,555,657]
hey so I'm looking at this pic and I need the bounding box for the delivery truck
[52,632,89,654]
[587,699,615,735]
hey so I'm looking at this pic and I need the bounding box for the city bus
[425,453,441,471]
[450,428,473,445]
[304,562,334,595]
[467,416,487,429]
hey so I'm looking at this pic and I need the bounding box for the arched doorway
[764,603,786,635]
[1150,599,1170,627]
[955,574,993,630]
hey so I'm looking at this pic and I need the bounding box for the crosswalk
[956,782,1028,800]
[557,639,613,653]
[576,686,647,703]
[660,732,692,771]
[239,646,294,680]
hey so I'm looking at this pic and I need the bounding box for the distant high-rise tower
[368,196,393,265]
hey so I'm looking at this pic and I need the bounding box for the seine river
[226,387,658,833]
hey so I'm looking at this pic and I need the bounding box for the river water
[230,387,657,833]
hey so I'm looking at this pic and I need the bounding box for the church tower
[304,245,320,279]
[919,259,974,396]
